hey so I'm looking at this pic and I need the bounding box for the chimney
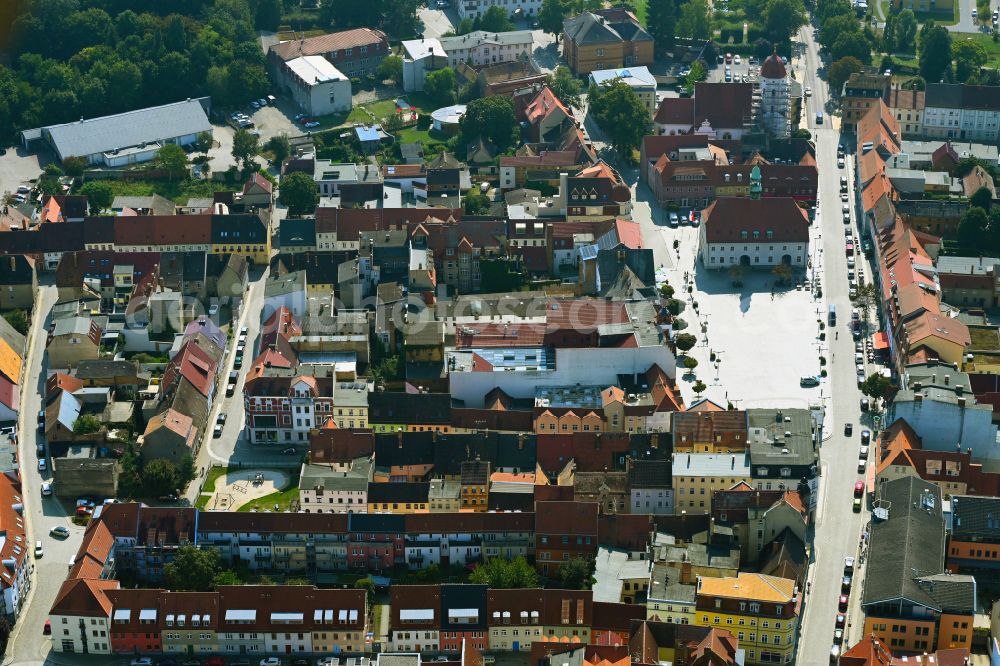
[398,430,404,448]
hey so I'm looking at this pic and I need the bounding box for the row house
[535,501,599,576]
[946,494,1000,572]
[0,474,31,622]
[106,586,366,658]
[403,512,535,570]
[244,364,337,444]
[269,28,390,79]
[646,158,818,209]
[0,212,271,267]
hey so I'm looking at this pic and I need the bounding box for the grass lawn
[348,99,398,124]
[202,466,230,494]
[890,53,919,68]
[98,177,219,204]
[236,483,300,512]
[953,32,1000,66]
[970,326,1000,350]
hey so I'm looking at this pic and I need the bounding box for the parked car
[844,422,853,436]
[206,658,225,666]
[842,575,852,591]
[131,658,154,666]
[860,397,870,411]
[50,525,70,538]
[857,459,866,473]
[804,86,812,96]
[668,212,679,227]
[734,54,741,64]
[854,481,864,497]
[182,660,202,666]
[43,619,51,635]
[799,376,819,387]
[213,424,223,438]
[217,413,227,425]
[838,157,845,168]
[41,482,52,496]
[260,658,283,666]
[37,458,46,472]
[304,121,320,128]
[835,614,845,628]
[281,447,297,455]
[860,445,869,460]
[844,556,855,573]
[838,595,848,611]
[830,645,841,661]
[226,382,237,397]
[861,429,871,445]
[34,541,43,557]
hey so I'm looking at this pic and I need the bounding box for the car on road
[34,540,43,557]
[261,658,283,666]
[835,614,845,628]
[860,397,870,411]
[844,556,855,572]
[844,422,853,436]
[804,86,812,96]
[815,111,823,124]
[834,628,843,644]
[281,447,297,455]
[668,212,679,227]
[842,575,852,591]
[43,618,51,634]
[972,7,977,16]
[132,660,154,666]
[799,376,820,387]
[838,594,848,611]
[861,429,871,445]
[734,55,741,64]
[226,381,237,397]
[838,157,845,168]
[50,525,70,538]
[436,0,448,7]
[213,424,223,438]
[38,458,46,471]
[41,482,52,496]
[860,445,869,459]
[217,413,227,425]
[854,481,864,497]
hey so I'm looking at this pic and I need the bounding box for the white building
[590,66,657,116]
[456,0,541,20]
[402,38,447,92]
[438,30,534,68]
[698,173,810,270]
[275,55,352,117]
[923,83,1000,142]
[50,578,117,654]
[759,52,791,139]
[298,457,372,514]
[21,98,213,167]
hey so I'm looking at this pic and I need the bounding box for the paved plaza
[653,219,829,411]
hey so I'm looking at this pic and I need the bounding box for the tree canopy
[646,0,678,48]
[553,556,595,589]
[459,96,518,152]
[469,557,539,588]
[676,0,711,39]
[762,0,807,45]
[587,80,649,161]
[279,171,319,215]
[424,67,457,107]
[478,5,515,31]
[547,66,583,108]
[918,21,953,83]
[827,56,864,94]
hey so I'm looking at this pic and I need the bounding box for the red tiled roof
[0,375,18,412]
[524,87,572,126]
[654,97,695,126]
[694,82,754,130]
[535,500,598,535]
[51,578,119,617]
[243,172,273,194]
[270,28,388,61]
[703,197,809,243]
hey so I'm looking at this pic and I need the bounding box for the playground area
[202,468,292,511]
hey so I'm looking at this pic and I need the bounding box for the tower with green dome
[750,165,762,200]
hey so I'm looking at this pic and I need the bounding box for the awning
[139,609,156,622]
[225,609,256,622]
[113,609,131,622]
[873,332,889,350]
[399,609,434,621]
[270,612,304,623]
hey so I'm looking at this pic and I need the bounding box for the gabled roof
[702,197,809,243]
[51,577,119,617]
[0,337,22,385]
[270,28,388,61]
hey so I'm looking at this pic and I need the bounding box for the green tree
[918,21,952,83]
[828,56,864,94]
[554,556,595,589]
[588,81,649,160]
[2,310,28,336]
[72,414,102,435]
[659,283,675,298]
[460,96,518,151]
[860,372,893,401]
[165,14,187,52]
[375,55,404,85]
[177,454,197,488]
[953,40,988,82]
[212,570,243,588]
[424,67,457,107]
[693,380,707,395]
[61,155,87,178]
[646,0,678,48]
[547,66,583,108]
[479,5,515,31]
[79,180,114,213]
[895,9,917,52]
[763,0,807,44]
[264,133,292,164]
[970,185,993,211]
[882,13,896,53]
[831,31,872,64]
[676,0,711,39]
[754,38,774,61]
[164,545,221,592]
[231,128,259,173]
[354,577,376,606]
[37,163,64,197]
[469,557,539,588]
[255,0,283,30]
[957,206,989,249]
[820,14,861,49]
[538,0,571,36]
[279,171,319,215]
[686,60,707,89]
[143,458,180,497]
[463,188,491,214]
[154,143,189,181]
[674,332,697,351]
[195,130,214,155]
[683,356,699,372]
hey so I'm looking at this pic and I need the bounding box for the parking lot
[0,146,49,201]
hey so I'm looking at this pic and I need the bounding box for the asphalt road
[4,283,92,666]
[794,22,876,665]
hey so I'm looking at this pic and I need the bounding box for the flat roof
[286,55,347,86]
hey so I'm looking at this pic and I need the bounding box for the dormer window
[740,231,748,240]
[752,231,760,239]
[766,230,773,239]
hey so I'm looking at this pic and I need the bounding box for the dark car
[844,423,853,436]
[861,429,871,445]
[860,397,870,411]
[842,575,852,592]
[835,614,845,628]
[838,595,848,611]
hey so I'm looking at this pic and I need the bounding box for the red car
[854,481,864,497]
[206,658,224,666]
[839,595,849,611]
[43,619,51,635]
[836,614,846,628]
